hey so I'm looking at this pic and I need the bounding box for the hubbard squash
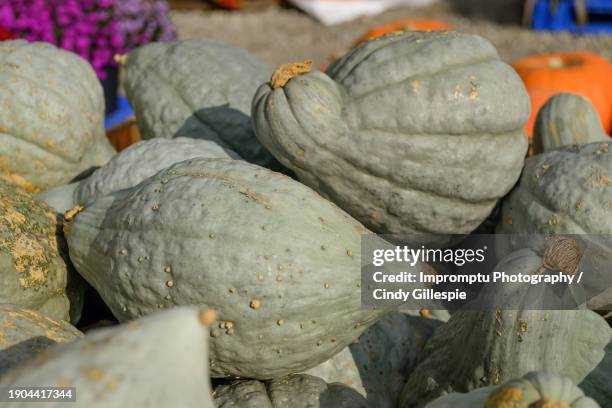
[38,138,240,213]
[399,248,611,407]
[0,304,81,377]
[423,371,599,408]
[305,311,442,408]
[497,141,612,309]
[0,40,115,192]
[214,374,370,407]
[64,158,396,379]
[73,137,240,207]
[512,51,612,138]
[252,31,529,238]
[533,93,609,154]
[580,341,612,407]
[123,39,277,168]
[0,307,217,408]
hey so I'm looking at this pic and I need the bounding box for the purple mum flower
[0,0,175,79]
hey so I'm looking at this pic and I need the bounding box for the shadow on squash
[175,104,252,141]
[176,104,292,176]
[0,336,59,377]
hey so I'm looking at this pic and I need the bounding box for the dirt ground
[169,0,612,69]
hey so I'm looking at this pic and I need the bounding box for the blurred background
[169,0,612,68]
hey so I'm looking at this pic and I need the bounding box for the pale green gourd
[0,304,81,377]
[0,40,115,192]
[580,341,612,407]
[305,311,441,408]
[497,141,612,309]
[123,39,277,168]
[0,307,217,408]
[65,158,396,379]
[399,248,611,407]
[73,137,241,206]
[252,31,529,238]
[39,138,240,212]
[214,374,370,408]
[533,93,609,155]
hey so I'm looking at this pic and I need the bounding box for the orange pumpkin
[213,0,244,9]
[512,51,612,137]
[353,18,452,46]
[212,0,277,9]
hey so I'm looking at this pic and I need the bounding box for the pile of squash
[0,31,610,407]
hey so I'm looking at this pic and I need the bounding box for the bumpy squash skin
[0,304,81,376]
[399,249,611,407]
[123,39,276,168]
[214,374,370,407]
[0,307,216,408]
[305,311,441,408]
[533,93,609,155]
[497,141,612,308]
[499,142,612,234]
[424,371,600,408]
[0,40,115,191]
[66,158,391,379]
[252,31,530,236]
[0,180,71,321]
[72,137,241,206]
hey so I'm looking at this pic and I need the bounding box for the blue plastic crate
[104,96,134,129]
[532,0,612,34]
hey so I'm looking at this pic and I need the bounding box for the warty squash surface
[65,158,396,379]
[253,30,530,238]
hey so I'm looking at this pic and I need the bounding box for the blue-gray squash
[533,93,609,155]
[399,248,611,407]
[423,371,599,408]
[0,40,115,192]
[0,304,82,377]
[38,137,240,212]
[123,39,276,168]
[252,31,530,236]
[214,374,370,407]
[305,311,441,408]
[64,158,396,379]
[580,341,612,407]
[497,141,612,309]
[0,307,217,408]
[73,137,240,206]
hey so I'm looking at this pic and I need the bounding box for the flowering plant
[0,0,175,79]
[115,0,176,51]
